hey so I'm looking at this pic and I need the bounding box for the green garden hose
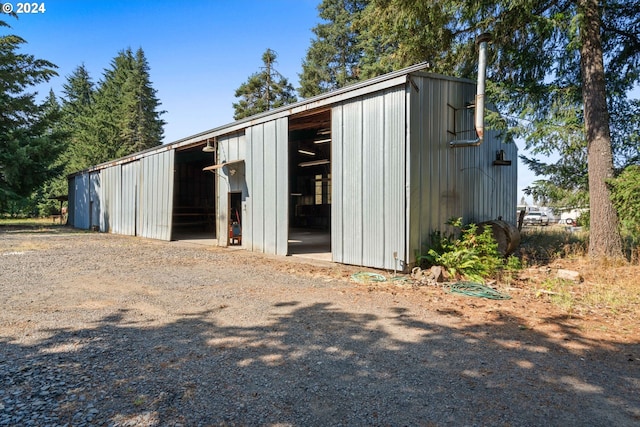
[445,281,511,300]
[350,272,387,283]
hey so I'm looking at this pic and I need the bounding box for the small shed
[68,61,517,271]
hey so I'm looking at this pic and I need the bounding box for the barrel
[477,219,521,256]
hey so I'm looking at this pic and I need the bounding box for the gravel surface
[0,228,638,426]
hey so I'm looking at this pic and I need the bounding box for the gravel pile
[0,229,638,426]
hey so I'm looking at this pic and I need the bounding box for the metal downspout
[450,33,492,148]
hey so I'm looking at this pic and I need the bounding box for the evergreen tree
[356,0,463,79]
[62,63,94,115]
[45,49,165,212]
[21,89,67,217]
[298,0,368,98]
[127,48,165,153]
[356,0,640,258]
[610,98,640,169]
[41,89,67,192]
[59,64,97,173]
[91,48,165,163]
[0,19,66,213]
[93,49,135,161]
[233,49,297,120]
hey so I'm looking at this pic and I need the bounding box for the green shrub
[576,210,590,228]
[609,165,640,256]
[417,218,518,283]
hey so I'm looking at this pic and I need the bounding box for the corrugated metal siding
[331,109,344,263]
[100,165,121,233]
[335,99,363,265]
[70,154,166,238]
[245,118,288,256]
[121,161,140,236]
[138,150,174,241]
[362,93,384,266]
[332,85,407,269]
[73,173,90,229]
[407,74,518,264]
[456,127,517,222]
[385,87,408,270]
[247,124,264,252]
[67,177,75,226]
[89,172,101,230]
[216,132,246,246]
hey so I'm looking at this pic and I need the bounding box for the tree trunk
[578,0,623,259]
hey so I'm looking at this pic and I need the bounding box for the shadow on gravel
[1,302,639,426]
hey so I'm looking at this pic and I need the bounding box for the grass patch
[0,218,78,236]
[0,217,64,227]
[520,226,639,318]
[518,225,588,265]
[535,279,577,313]
[581,283,629,312]
[534,274,640,317]
[581,264,640,314]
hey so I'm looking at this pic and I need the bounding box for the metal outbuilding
[68,61,518,271]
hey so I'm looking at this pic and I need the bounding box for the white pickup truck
[523,211,550,226]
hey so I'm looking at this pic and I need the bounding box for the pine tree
[298,0,368,98]
[578,0,625,257]
[356,0,465,79]
[0,19,66,213]
[42,89,67,188]
[50,49,165,206]
[62,64,94,115]
[94,49,135,160]
[59,64,98,173]
[128,48,165,152]
[91,48,165,162]
[233,49,297,120]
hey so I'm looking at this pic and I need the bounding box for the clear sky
[7,0,318,142]
[4,0,597,205]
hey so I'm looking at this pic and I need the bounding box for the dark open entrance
[172,144,216,240]
[288,109,331,259]
[228,191,242,245]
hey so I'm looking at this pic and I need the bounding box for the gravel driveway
[1,228,638,426]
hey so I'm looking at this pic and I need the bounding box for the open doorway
[172,144,216,241]
[288,109,331,260]
[228,191,242,245]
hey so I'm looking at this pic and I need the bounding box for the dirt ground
[1,224,638,348]
[283,252,640,347]
[1,225,639,425]
[238,235,640,348]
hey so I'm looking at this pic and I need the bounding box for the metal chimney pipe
[450,32,492,147]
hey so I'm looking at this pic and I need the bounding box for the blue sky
[8,0,318,142]
[9,0,623,205]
